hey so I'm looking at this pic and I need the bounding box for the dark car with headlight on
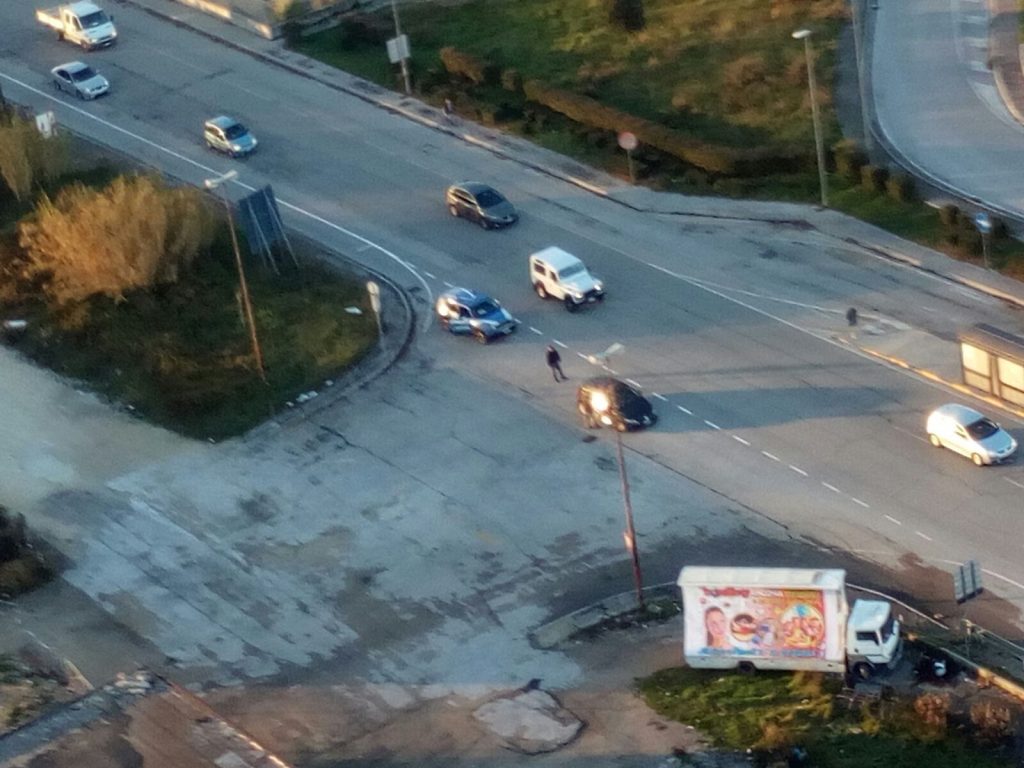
[577,377,657,432]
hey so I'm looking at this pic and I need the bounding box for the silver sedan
[51,61,110,100]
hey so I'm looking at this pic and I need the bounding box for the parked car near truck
[678,566,902,679]
[50,61,109,99]
[37,2,117,50]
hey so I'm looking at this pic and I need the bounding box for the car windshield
[475,189,504,208]
[79,10,110,28]
[70,66,97,82]
[471,300,499,317]
[966,418,1000,440]
[224,124,249,140]
[558,263,586,280]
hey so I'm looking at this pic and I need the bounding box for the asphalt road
[873,0,1024,212]
[1,3,1023,684]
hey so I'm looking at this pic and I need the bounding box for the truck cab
[38,2,117,50]
[846,599,902,679]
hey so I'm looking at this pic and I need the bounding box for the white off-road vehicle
[529,246,605,312]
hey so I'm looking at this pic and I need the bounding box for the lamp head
[792,29,812,40]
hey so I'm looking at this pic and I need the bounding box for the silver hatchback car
[926,403,1017,466]
[203,116,258,157]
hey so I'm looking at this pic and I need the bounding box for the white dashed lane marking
[822,482,841,494]
[443,281,455,289]
[885,515,903,526]
[732,435,750,446]
[916,531,934,542]
[852,498,870,508]
[529,327,544,335]
[1004,477,1024,490]
[761,451,780,462]
[789,465,808,476]
[652,393,667,402]
[626,378,642,388]
[704,420,721,430]
[423,270,436,279]
[677,406,693,415]
[553,339,568,348]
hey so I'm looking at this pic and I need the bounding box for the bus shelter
[958,324,1024,407]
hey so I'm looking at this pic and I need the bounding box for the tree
[18,174,215,306]
[0,114,68,202]
[610,0,645,31]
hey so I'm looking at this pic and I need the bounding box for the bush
[0,506,27,563]
[834,139,868,182]
[610,0,645,31]
[939,203,961,229]
[501,68,523,94]
[860,164,888,194]
[0,554,53,597]
[439,46,499,85]
[335,15,390,49]
[523,79,746,175]
[885,172,916,203]
[278,1,305,46]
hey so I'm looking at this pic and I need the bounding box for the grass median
[1,158,379,440]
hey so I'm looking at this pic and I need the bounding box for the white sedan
[51,61,109,100]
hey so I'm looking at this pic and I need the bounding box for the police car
[435,287,518,344]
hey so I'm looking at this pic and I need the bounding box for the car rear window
[966,418,999,440]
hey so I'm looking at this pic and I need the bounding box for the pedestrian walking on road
[546,345,566,382]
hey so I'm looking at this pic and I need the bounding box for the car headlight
[595,281,603,291]
[573,291,583,299]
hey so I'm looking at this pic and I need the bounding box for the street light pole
[849,0,873,152]
[793,29,829,207]
[614,430,645,611]
[204,170,267,384]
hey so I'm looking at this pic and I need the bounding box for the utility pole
[793,29,829,207]
[204,171,267,384]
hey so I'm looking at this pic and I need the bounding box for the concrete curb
[530,583,678,650]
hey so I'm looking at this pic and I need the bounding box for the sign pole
[617,131,639,184]
[367,281,383,339]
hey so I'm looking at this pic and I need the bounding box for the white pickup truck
[37,2,118,50]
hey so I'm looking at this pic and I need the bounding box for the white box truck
[37,2,118,50]
[678,566,901,679]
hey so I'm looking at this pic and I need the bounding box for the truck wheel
[534,283,547,299]
[564,297,579,313]
[971,453,985,467]
[737,662,756,676]
[852,662,872,681]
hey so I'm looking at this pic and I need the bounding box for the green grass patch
[639,666,1016,767]
[7,231,378,440]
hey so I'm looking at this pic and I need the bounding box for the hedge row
[435,46,804,177]
[523,80,801,177]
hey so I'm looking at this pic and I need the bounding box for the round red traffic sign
[618,131,638,151]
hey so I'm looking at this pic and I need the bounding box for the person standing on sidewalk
[546,345,566,382]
